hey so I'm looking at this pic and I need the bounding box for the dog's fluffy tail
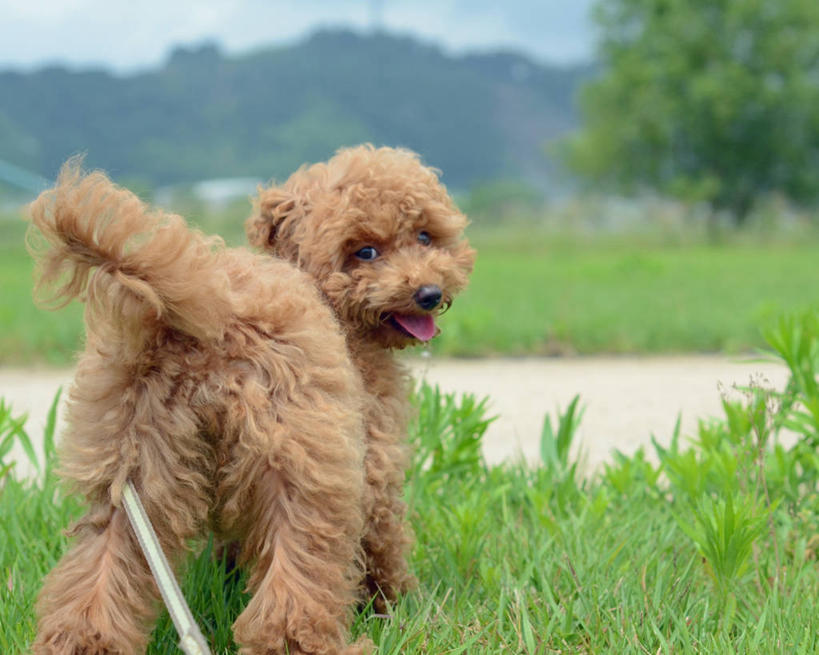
[27,159,233,343]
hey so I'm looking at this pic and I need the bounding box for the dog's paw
[32,629,130,655]
[340,637,374,655]
[237,635,373,655]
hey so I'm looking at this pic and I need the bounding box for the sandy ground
[408,354,789,471]
[0,355,789,478]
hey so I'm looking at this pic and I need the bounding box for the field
[439,229,819,356]
[3,313,819,653]
[2,208,819,364]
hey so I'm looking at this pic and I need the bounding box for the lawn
[2,312,819,653]
[3,208,819,364]
[0,246,84,366]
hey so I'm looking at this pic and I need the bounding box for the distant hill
[0,29,591,191]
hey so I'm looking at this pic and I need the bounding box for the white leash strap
[121,479,211,655]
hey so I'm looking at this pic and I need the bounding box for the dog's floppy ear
[246,187,301,251]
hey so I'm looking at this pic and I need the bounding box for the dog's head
[247,145,475,348]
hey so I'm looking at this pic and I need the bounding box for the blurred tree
[562,0,819,223]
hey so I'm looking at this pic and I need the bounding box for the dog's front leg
[360,424,417,609]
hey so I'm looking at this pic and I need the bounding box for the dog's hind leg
[220,379,368,655]
[32,358,213,655]
[32,502,159,655]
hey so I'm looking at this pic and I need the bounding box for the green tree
[563,0,819,223]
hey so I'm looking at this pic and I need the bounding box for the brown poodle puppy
[27,145,474,655]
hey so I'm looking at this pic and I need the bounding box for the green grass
[434,229,819,356]
[4,207,819,363]
[0,247,84,366]
[3,311,819,653]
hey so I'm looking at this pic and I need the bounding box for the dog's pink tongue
[394,314,437,341]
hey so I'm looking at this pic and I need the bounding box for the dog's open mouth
[388,313,438,342]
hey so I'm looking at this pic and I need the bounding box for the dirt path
[0,355,789,477]
[408,355,788,471]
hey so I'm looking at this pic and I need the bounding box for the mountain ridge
[0,29,592,190]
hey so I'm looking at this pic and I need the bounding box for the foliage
[457,180,545,224]
[563,0,819,222]
[539,394,584,484]
[0,399,34,482]
[408,385,493,487]
[4,309,819,651]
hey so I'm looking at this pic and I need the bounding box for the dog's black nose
[414,284,443,310]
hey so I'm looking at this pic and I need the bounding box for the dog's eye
[354,246,380,261]
[418,231,431,246]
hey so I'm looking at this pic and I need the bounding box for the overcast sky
[0,0,597,73]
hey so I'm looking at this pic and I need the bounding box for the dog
[27,145,474,655]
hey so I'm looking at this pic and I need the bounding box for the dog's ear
[246,187,302,251]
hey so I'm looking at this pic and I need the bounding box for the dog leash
[121,479,211,655]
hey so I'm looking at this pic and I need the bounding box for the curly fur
[27,145,474,655]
